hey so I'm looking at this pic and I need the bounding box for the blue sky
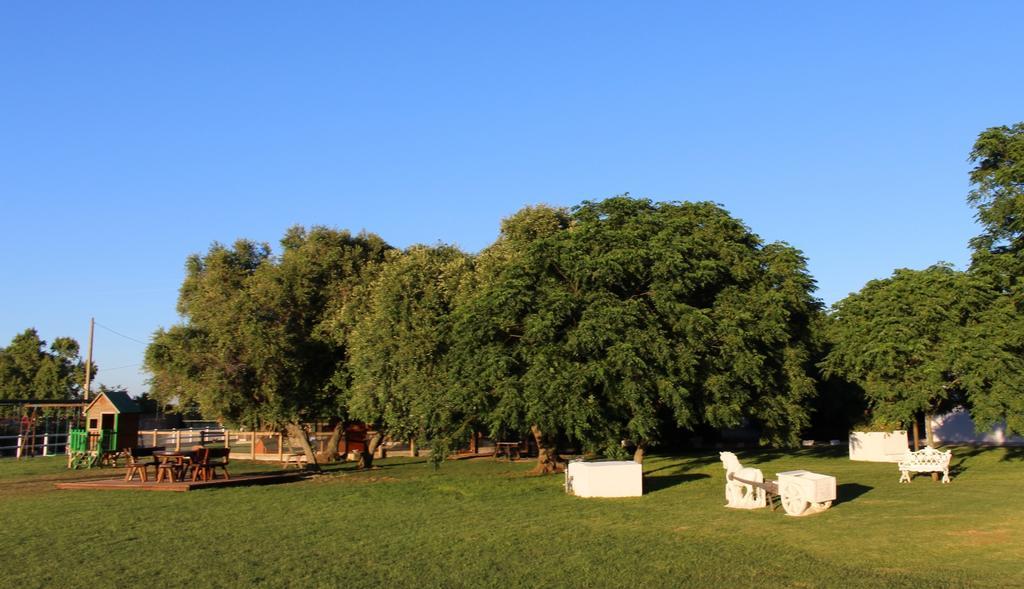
[1,2,1022,396]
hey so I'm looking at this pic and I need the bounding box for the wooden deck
[54,472,304,492]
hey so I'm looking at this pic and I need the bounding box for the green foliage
[451,196,821,452]
[346,244,474,445]
[955,293,1024,435]
[145,227,391,428]
[823,265,1024,433]
[968,122,1024,290]
[0,328,88,400]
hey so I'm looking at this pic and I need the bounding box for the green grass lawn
[1,447,1022,588]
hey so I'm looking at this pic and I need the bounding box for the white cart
[775,470,836,516]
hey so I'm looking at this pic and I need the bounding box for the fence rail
[0,432,70,458]
[3,428,437,461]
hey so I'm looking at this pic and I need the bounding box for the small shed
[84,390,141,451]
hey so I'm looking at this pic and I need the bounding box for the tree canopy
[145,226,391,467]
[345,244,473,460]
[450,197,821,471]
[968,122,1024,290]
[0,328,89,401]
[822,264,1023,441]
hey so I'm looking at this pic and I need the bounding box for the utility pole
[83,317,95,401]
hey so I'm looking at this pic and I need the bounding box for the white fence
[3,428,475,461]
[0,428,300,461]
[0,432,70,458]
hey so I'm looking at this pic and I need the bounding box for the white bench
[898,446,952,483]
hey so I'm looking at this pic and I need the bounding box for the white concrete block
[849,431,908,462]
[565,460,643,497]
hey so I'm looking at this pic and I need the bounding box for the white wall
[931,407,1024,446]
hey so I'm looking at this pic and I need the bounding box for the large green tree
[968,122,1024,290]
[344,244,473,466]
[451,196,821,473]
[963,122,1024,436]
[822,265,1023,443]
[145,227,391,469]
[0,329,89,401]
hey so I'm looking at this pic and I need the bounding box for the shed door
[101,413,115,430]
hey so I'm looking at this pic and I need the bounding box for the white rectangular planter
[565,460,643,497]
[848,431,908,462]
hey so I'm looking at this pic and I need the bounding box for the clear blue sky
[1,2,1021,397]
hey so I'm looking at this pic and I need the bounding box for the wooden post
[251,433,256,460]
[224,430,231,450]
[16,434,23,459]
[42,434,49,457]
[277,432,284,462]
[174,430,181,451]
[152,431,157,447]
[83,318,95,401]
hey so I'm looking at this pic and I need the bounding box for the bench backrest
[902,446,951,467]
[208,447,230,463]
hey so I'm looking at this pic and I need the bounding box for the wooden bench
[284,453,307,469]
[898,446,952,483]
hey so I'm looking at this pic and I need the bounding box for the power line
[94,321,150,346]
[102,363,141,371]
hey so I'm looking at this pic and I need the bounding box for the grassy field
[1,446,1022,588]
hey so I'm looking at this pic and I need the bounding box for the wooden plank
[54,472,303,492]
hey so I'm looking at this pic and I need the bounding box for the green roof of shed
[86,390,141,414]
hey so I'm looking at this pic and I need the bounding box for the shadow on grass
[1002,447,1024,462]
[745,446,849,464]
[836,482,872,504]
[293,457,432,475]
[644,473,711,494]
[645,454,719,476]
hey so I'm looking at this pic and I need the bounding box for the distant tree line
[141,123,1024,471]
[0,328,91,403]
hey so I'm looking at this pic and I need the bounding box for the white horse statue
[719,451,766,509]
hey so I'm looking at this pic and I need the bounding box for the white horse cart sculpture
[719,452,837,517]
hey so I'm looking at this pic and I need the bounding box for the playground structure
[67,390,141,468]
[719,451,836,517]
[0,399,86,458]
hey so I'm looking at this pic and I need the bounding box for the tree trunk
[409,438,418,457]
[912,419,920,452]
[315,422,344,463]
[633,443,646,464]
[286,423,320,472]
[529,424,565,475]
[357,429,384,469]
[925,413,938,481]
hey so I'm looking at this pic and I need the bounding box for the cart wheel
[780,482,809,516]
[809,500,832,513]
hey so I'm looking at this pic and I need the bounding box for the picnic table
[494,442,521,461]
[154,450,193,482]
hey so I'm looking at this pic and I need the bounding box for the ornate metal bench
[898,446,952,483]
